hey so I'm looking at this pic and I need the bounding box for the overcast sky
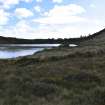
[0,0,105,39]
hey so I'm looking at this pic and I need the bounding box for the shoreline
[0,44,104,105]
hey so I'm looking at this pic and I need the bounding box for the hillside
[0,44,104,105]
[80,28,105,46]
[0,28,105,105]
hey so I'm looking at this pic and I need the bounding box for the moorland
[0,29,105,105]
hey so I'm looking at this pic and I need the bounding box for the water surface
[0,44,60,59]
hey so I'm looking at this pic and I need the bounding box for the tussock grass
[0,45,105,105]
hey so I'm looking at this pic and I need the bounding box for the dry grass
[0,45,104,105]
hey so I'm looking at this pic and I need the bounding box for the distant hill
[0,36,82,44]
[0,36,30,44]
[0,28,105,44]
[0,36,61,44]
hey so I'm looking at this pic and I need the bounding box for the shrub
[32,82,57,97]
[59,42,70,48]
[64,72,101,83]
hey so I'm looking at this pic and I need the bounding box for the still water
[0,44,60,59]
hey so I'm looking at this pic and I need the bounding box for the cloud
[0,9,10,25]
[34,16,86,25]
[36,0,42,2]
[36,0,63,3]
[0,20,35,39]
[34,5,41,12]
[52,0,63,3]
[0,1,104,39]
[0,0,32,9]
[2,3,87,39]
[1,18,105,39]
[15,20,32,33]
[45,4,85,16]
[15,8,33,18]
[33,4,86,25]
[0,4,88,39]
[0,0,19,6]
[90,4,96,8]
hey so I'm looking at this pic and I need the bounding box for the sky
[0,0,105,39]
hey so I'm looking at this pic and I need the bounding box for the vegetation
[0,28,105,104]
[0,44,104,105]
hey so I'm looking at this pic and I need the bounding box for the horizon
[0,27,104,40]
[0,0,105,39]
